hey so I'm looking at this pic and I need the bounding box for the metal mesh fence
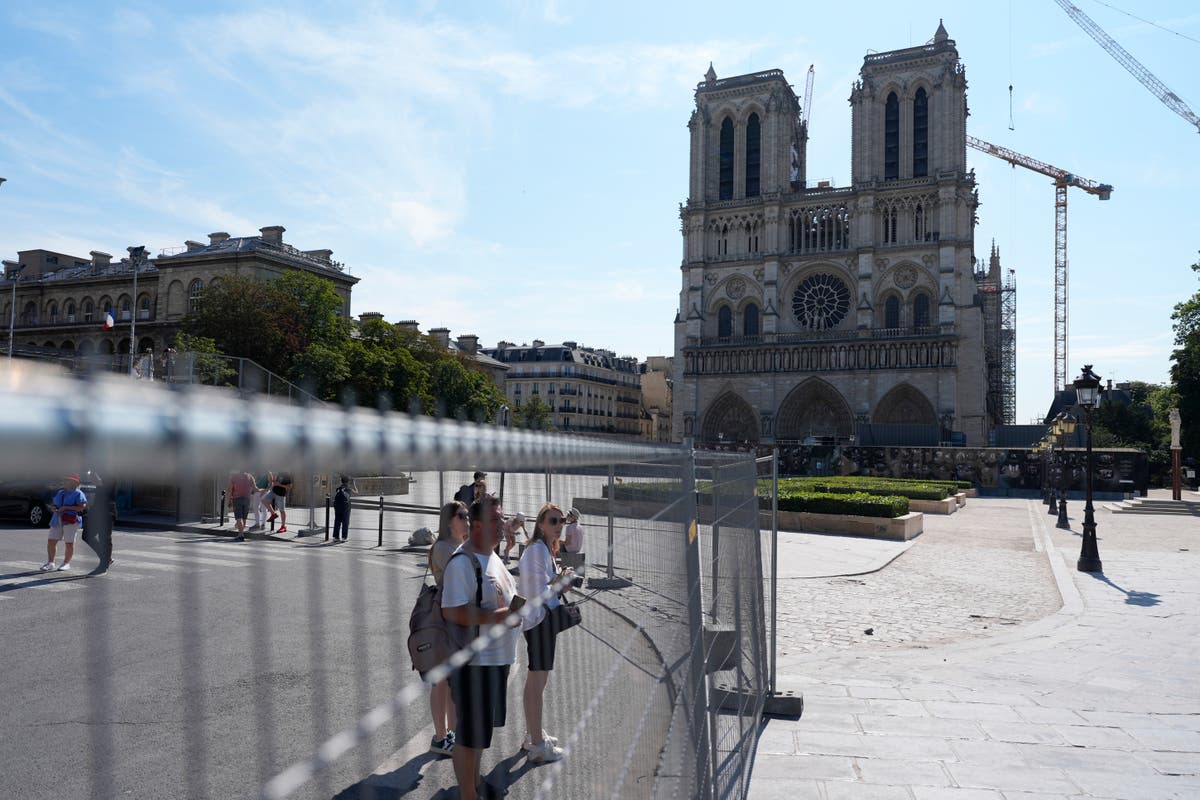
[0,362,768,800]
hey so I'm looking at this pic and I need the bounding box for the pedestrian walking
[227,470,256,541]
[270,471,293,533]
[252,471,273,531]
[425,499,470,756]
[501,512,525,564]
[441,493,518,800]
[80,470,115,571]
[332,475,357,541]
[43,474,88,572]
[563,507,584,555]
[517,503,573,763]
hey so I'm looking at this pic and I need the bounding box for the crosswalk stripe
[153,543,295,562]
[107,558,186,573]
[117,550,250,568]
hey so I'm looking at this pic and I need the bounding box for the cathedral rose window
[792,273,850,330]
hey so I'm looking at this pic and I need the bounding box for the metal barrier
[0,362,769,800]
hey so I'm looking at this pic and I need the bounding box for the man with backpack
[454,471,487,506]
[332,475,357,541]
[441,493,518,800]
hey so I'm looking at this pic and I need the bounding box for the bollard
[219,490,226,527]
[324,495,331,541]
[377,495,384,548]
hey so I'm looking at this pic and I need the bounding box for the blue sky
[2,0,1197,423]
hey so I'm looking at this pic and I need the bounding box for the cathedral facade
[672,23,993,446]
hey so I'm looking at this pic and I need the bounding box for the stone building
[3,226,357,364]
[640,355,674,442]
[482,341,643,436]
[673,22,994,446]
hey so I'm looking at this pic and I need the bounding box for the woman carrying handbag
[516,503,577,764]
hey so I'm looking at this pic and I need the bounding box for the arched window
[913,88,928,178]
[717,305,733,339]
[188,279,203,312]
[913,293,931,328]
[718,117,735,201]
[119,295,132,321]
[47,301,58,323]
[884,92,899,180]
[743,303,760,337]
[884,296,900,329]
[22,301,38,325]
[83,300,94,323]
[66,301,76,321]
[745,113,761,197]
[138,294,151,320]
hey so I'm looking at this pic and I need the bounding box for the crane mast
[966,136,1112,391]
[1053,0,1200,134]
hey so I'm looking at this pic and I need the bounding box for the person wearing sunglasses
[516,503,575,763]
[425,500,471,756]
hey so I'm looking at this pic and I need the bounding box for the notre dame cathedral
[672,22,998,447]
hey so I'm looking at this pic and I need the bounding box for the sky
[2,0,1197,424]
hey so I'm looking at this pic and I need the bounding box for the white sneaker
[40,562,56,572]
[526,741,563,763]
[57,562,71,571]
[522,731,560,751]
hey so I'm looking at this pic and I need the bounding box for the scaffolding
[977,243,1017,426]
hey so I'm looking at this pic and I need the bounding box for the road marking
[105,558,186,573]
[117,550,250,568]
[0,574,82,592]
[154,542,295,562]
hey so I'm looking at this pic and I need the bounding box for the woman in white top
[517,503,575,763]
[426,500,469,756]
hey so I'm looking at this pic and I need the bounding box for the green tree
[171,332,236,385]
[182,275,304,375]
[291,341,350,401]
[1171,256,1200,459]
[513,396,555,431]
[276,270,349,350]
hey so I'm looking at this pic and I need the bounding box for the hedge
[764,476,968,501]
[774,489,909,518]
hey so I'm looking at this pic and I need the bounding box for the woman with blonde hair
[517,502,575,763]
[426,499,470,756]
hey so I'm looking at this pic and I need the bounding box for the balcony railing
[687,325,950,349]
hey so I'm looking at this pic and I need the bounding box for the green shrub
[761,476,961,501]
[773,490,909,518]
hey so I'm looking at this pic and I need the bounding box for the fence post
[324,495,330,541]
[377,495,384,548]
[710,463,721,617]
[606,463,615,581]
[681,439,714,800]
[219,489,226,527]
[770,446,779,697]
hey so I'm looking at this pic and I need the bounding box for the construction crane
[966,135,1113,390]
[792,65,815,186]
[1054,0,1200,134]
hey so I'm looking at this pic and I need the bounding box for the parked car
[0,479,58,526]
[0,475,118,527]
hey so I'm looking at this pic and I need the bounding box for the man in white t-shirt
[441,493,518,800]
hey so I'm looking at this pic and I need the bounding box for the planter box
[955,492,967,507]
[572,497,923,541]
[909,496,958,515]
[763,510,923,541]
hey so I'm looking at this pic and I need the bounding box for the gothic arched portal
[874,383,937,425]
[776,378,853,441]
[700,392,760,445]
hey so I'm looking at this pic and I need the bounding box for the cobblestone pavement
[775,498,1063,667]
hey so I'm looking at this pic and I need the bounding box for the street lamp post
[7,262,26,361]
[1055,412,1076,529]
[1074,365,1103,573]
[127,246,145,377]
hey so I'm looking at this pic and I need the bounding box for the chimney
[2,259,18,280]
[185,240,205,252]
[359,311,384,324]
[563,341,577,349]
[259,226,285,245]
[209,232,230,245]
[90,250,112,267]
[429,327,451,348]
[396,320,420,333]
[305,248,333,263]
[456,334,479,355]
[496,341,510,351]
[532,339,545,348]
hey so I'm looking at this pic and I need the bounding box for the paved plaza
[750,490,1200,800]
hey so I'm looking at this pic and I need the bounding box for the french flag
[102,312,115,330]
